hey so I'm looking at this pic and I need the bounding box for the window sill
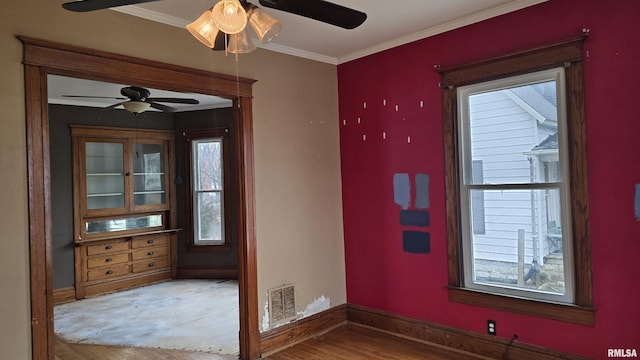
[185,243,233,253]
[448,287,595,326]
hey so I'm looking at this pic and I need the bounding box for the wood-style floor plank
[55,335,237,360]
[56,324,486,359]
[265,324,485,360]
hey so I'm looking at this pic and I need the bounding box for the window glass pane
[197,191,222,242]
[132,143,165,206]
[85,214,163,234]
[468,81,557,185]
[471,160,485,234]
[469,188,565,296]
[85,142,124,209]
[195,140,222,191]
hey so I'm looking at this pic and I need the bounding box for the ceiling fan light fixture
[122,101,151,114]
[247,5,283,44]
[227,27,256,54]
[211,0,247,35]
[186,8,220,48]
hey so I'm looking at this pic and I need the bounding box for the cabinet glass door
[132,142,166,207]
[85,142,125,210]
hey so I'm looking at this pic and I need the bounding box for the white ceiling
[115,0,548,64]
[48,74,232,112]
[50,0,547,110]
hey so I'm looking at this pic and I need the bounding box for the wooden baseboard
[83,271,172,298]
[176,266,238,279]
[53,287,76,304]
[347,304,588,360]
[260,304,347,357]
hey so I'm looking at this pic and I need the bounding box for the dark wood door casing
[20,36,260,360]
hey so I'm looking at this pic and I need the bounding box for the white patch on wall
[298,295,331,318]
[269,284,296,325]
[262,286,333,332]
[261,300,270,332]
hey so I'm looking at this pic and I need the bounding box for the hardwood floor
[56,324,485,359]
[264,324,485,360]
[54,335,237,360]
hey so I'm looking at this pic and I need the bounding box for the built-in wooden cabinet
[71,125,178,299]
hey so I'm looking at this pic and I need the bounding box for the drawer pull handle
[147,239,154,244]
[147,251,154,256]
[105,245,112,250]
[106,270,113,275]
[105,258,112,262]
[148,263,155,267]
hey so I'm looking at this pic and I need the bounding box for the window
[438,36,594,325]
[185,128,230,247]
[459,68,571,303]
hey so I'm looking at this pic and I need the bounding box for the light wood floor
[266,324,482,360]
[55,335,237,360]
[56,324,483,360]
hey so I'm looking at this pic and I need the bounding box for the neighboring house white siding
[469,90,556,264]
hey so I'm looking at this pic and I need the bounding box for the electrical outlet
[487,320,496,336]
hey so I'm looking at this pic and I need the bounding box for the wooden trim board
[346,304,588,360]
[259,304,347,357]
[53,287,76,305]
[259,303,588,359]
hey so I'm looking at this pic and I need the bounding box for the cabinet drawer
[87,253,129,269]
[86,240,129,256]
[87,264,130,281]
[132,256,169,273]
[131,246,168,261]
[131,234,169,249]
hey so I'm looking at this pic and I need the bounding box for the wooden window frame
[183,128,233,250]
[437,35,595,325]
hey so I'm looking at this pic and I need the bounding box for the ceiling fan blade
[148,101,177,113]
[147,97,200,105]
[62,0,162,12]
[258,0,366,29]
[104,101,126,109]
[62,95,127,100]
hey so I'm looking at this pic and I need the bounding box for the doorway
[22,37,260,360]
[48,74,241,355]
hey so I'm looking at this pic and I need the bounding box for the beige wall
[0,1,346,358]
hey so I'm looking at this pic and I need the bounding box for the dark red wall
[338,0,640,357]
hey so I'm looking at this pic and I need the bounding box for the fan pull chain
[235,54,241,109]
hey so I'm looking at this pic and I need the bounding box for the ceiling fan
[62,86,199,113]
[61,0,367,31]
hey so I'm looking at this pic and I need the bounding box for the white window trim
[456,68,575,304]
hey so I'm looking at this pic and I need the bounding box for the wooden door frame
[20,37,261,360]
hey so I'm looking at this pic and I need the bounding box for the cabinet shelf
[134,191,165,195]
[87,173,123,176]
[87,193,125,198]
